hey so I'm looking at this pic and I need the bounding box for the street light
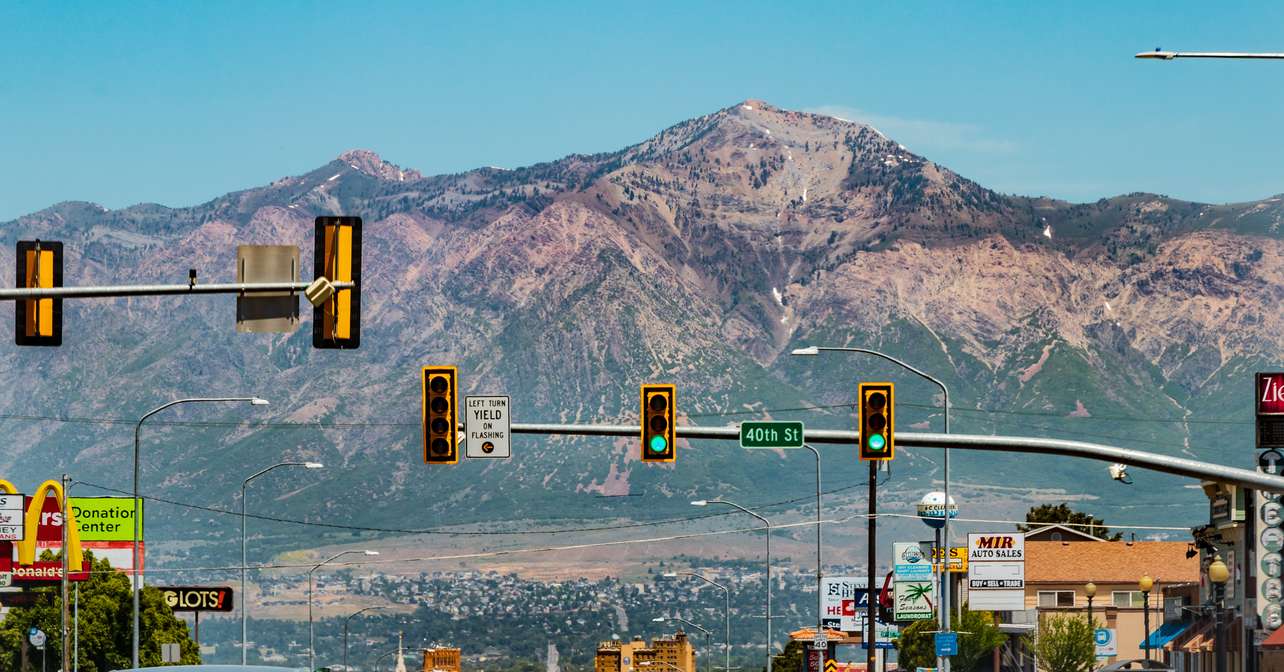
[655,616,712,672]
[792,345,951,672]
[800,444,824,666]
[1136,49,1284,60]
[344,606,388,672]
[1209,557,1230,672]
[664,571,731,672]
[310,550,380,671]
[132,396,268,669]
[1084,582,1096,626]
[693,499,773,672]
[1139,575,1154,661]
[241,461,324,665]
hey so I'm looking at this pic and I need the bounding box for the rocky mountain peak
[337,149,424,182]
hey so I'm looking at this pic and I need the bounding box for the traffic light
[15,240,62,346]
[641,383,676,462]
[858,382,894,460]
[313,216,362,349]
[423,365,458,464]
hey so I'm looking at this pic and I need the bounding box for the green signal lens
[649,435,668,453]
[867,434,886,451]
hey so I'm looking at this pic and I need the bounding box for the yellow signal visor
[15,241,63,346]
[313,217,362,349]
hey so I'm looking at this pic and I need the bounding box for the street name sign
[465,395,511,459]
[740,421,804,449]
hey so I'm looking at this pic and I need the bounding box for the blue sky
[2,1,1282,220]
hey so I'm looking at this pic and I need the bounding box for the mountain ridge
[1,100,1281,552]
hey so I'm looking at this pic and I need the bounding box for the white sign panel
[465,395,511,459]
[894,542,933,578]
[821,576,868,632]
[968,533,1025,561]
[967,562,1025,589]
[0,494,24,541]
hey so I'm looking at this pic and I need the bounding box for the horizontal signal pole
[508,422,1284,493]
[0,281,355,300]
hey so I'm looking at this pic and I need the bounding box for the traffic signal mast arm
[501,421,1284,493]
[0,280,354,300]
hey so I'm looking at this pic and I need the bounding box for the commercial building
[1024,539,1200,663]
[595,632,696,672]
[422,646,461,672]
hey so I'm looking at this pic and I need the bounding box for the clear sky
[2,1,1282,221]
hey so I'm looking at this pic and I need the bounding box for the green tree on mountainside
[1018,503,1123,541]
[0,551,199,672]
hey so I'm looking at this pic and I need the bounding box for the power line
[72,474,885,537]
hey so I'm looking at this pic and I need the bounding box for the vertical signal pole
[61,474,70,672]
[867,460,876,672]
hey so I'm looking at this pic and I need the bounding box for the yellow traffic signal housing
[313,216,361,349]
[423,365,459,464]
[641,384,676,462]
[15,240,62,346]
[859,382,894,461]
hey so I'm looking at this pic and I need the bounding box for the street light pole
[1085,582,1096,627]
[242,461,324,665]
[693,499,772,672]
[310,549,380,671]
[792,345,951,672]
[666,572,732,672]
[1139,575,1154,661]
[1209,557,1231,672]
[344,606,388,672]
[801,445,824,654]
[132,396,268,669]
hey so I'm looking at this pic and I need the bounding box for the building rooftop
[1025,541,1199,584]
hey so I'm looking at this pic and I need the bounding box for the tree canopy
[1032,615,1096,672]
[0,551,200,672]
[894,607,1007,672]
[1018,503,1123,541]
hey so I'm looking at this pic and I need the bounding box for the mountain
[3,100,1283,560]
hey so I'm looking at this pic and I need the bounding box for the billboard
[160,586,234,612]
[821,577,869,632]
[967,533,1026,611]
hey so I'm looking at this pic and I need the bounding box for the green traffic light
[650,435,668,453]
[867,434,886,451]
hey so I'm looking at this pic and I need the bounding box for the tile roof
[1025,540,1199,584]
